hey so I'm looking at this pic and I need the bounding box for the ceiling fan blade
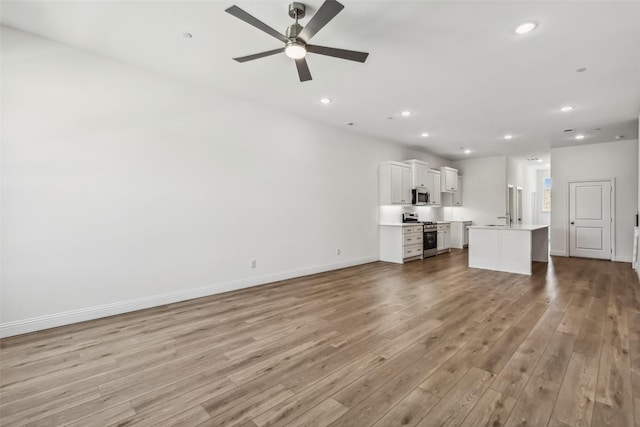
[233,48,285,63]
[295,58,312,82]
[225,5,290,44]
[306,45,369,63]
[298,0,344,42]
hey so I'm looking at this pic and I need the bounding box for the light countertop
[468,224,549,231]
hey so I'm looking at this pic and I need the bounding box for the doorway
[516,187,523,224]
[507,185,514,225]
[569,179,614,260]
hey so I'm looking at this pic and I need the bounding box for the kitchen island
[468,225,549,275]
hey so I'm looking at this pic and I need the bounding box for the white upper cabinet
[379,161,411,205]
[427,169,441,205]
[404,159,429,189]
[453,176,462,206]
[440,166,458,193]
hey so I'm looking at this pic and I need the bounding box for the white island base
[468,225,549,275]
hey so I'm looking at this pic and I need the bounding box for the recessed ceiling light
[504,134,513,140]
[183,32,193,38]
[615,135,625,139]
[421,132,429,138]
[464,149,472,154]
[515,22,537,34]
[401,111,412,117]
[320,98,332,104]
[560,106,574,112]
[346,122,355,126]
[575,134,585,140]
[576,67,587,73]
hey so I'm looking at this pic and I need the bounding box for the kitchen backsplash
[379,205,443,223]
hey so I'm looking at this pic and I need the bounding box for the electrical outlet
[336,249,341,255]
[250,260,256,268]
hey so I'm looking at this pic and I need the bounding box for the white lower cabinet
[437,223,451,253]
[380,225,423,263]
[450,221,472,249]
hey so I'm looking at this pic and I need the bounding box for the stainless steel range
[422,221,438,258]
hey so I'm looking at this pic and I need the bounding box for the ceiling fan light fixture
[285,41,307,59]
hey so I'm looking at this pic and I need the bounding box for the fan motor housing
[286,23,303,38]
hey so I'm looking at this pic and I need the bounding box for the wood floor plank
[286,397,347,427]
[252,352,386,426]
[459,388,515,427]
[503,375,559,427]
[328,330,475,427]
[592,401,633,427]
[532,330,576,384]
[595,343,634,426]
[551,352,598,427]
[371,388,441,427]
[630,339,640,397]
[490,309,564,398]
[474,302,548,375]
[0,385,102,427]
[203,384,294,427]
[415,367,494,426]
[1,254,638,427]
[117,405,211,427]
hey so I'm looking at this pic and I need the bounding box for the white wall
[536,168,551,226]
[0,28,449,336]
[451,156,507,226]
[551,139,639,262]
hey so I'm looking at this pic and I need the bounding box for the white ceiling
[2,1,639,161]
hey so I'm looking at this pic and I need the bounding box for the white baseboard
[550,250,568,257]
[612,255,632,263]
[0,256,378,338]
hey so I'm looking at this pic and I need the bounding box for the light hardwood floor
[1,250,639,426]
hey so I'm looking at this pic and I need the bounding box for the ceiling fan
[225,0,369,82]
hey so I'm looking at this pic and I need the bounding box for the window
[543,177,551,212]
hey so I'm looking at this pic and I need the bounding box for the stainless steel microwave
[412,188,429,205]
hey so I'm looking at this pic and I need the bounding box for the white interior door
[569,180,611,259]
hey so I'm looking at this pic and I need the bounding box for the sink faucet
[497,213,511,227]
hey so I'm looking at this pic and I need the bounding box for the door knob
[570,222,575,225]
